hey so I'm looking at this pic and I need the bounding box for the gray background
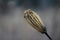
[0,0,60,40]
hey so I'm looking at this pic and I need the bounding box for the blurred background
[0,0,60,40]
